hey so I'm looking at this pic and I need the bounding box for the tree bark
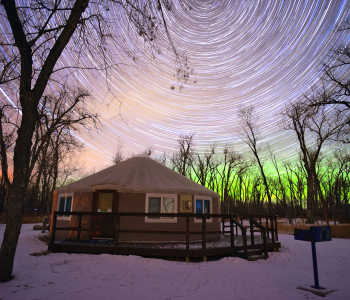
[0,185,24,282]
[306,175,315,224]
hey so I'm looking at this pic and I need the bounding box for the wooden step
[232,248,269,261]
[246,249,263,256]
[247,254,269,261]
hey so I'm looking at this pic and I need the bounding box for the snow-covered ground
[0,224,349,300]
[276,218,337,226]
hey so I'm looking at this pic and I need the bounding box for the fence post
[250,215,254,246]
[242,228,248,259]
[50,211,57,245]
[77,214,82,241]
[266,216,269,238]
[222,217,225,236]
[274,215,278,241]
[186,214,190,262]
[270,215,275,243]
[186,214,189,251]
[260,216,263,236]
[230,215,234,249]
[202,214,206,250]
[263,228,268,256]
[202,214,207,262]
[114,213,120,247]
[235,214,239,235]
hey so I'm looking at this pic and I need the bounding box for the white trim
[145,193,177,223]
[57,193,74,220]
[194,195,212,223]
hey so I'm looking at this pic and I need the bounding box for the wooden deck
[49,212,281,260]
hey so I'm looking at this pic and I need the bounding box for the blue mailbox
[294,226,331,242]
[294,226,332,290]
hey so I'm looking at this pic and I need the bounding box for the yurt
[50,156,221,242]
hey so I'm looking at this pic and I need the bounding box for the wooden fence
[49,212,280,260]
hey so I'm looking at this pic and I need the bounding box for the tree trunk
[306,175,315,224]
[315,177,329,225]
[0,100,38,281]
[0,185,24,282]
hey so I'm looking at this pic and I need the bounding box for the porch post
[202,214,206,250]
[50,211,57,245]
[114,212,120,247]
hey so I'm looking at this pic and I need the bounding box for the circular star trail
[56,1,350,168]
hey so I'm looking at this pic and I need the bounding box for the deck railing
[50,212,279,260]
[240,214,278,243]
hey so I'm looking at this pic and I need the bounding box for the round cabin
[50,156,221,242]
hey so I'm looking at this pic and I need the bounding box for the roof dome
[56,156,218,198]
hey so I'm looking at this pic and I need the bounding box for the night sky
[4,0,350,171]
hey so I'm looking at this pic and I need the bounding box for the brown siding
[72,192,93,240]
[50,191,93,240]
[51,191,221,242]
[119,193,146,241]
[118,193,221,242]
[118,192,145,213]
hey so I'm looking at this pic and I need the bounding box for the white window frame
[57,193,74,220]
[194,195,212,223]
[145,193,177,223]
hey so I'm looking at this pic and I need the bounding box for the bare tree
[283,97,346,223]
[56,155,84,189]
[217,145,243,214]
[170,134,195,177]
[192,143,217,186]
[281,161,303,221]
[153,151,168,165]
[250,176,266,214]
[0,0,191,281]
[239,107,273,214]
[143,146,154,156]
[236,164,253,215]
[322,150,350,222]
[113,137,125,164]
[322,22,350,108]
[307,22,350,142]
[269,150,295,223]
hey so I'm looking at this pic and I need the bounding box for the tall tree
[308,21,350,142]
[192,143,217,186]
[0,0,189,281]
[283,98,346,223]
[269,150,294,223]
[239,107,273,214]
[113,137,125,164]
[217,145,243,214]
[170,134,195,177]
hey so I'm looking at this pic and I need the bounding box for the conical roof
[56,156,219,198]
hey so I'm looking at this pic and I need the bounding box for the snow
[277,218,337,226]
[1,224,350,300]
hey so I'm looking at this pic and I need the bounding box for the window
[58,194,73,219]
[194,196,212,223]
[98,192,113,212]
[145,194,177,223]
[196,199,210,214]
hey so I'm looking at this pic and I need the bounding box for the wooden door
[91,190,118,239]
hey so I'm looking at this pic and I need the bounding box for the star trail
[4,0,350,169]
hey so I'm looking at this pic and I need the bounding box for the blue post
[311,242,320,289]
[294,227,331,290]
